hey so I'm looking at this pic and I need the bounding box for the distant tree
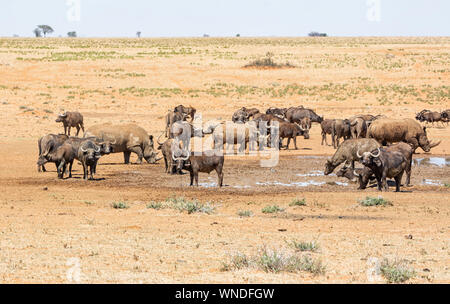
[136,31,141,38]
[308,31,327,37]
[33,28,42,37]
[236,33,240,37]
[37,25,54,37]
[203,34,210,38]
[67,31,77,37]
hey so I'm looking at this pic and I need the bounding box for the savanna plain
[0,37,449,283]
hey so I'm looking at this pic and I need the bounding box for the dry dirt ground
[0,37,449,283]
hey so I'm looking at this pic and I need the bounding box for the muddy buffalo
[324,138,381,175]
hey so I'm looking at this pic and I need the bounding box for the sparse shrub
[290,198,306,206]
[255,247,286,273]
[359,196,392,207]
[297,254,326,275]
[289,240,319,252]
[147,201,163,210]
[222,246,325,275]
[380,258,415,283]
[237,210,253,217]
[112,201,129,209]
[262,205,284,214]
[221,252,249,271]
[244,52,295,69]
[444,183,450,188]
[166,196,215,214]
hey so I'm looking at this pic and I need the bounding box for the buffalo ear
[373,157,382,167]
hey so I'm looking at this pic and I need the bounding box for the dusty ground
[0,37,449,283]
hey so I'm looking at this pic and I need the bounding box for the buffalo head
[55,112,68,123]
[357,148,382,167]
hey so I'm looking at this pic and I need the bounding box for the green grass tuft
[359,196,392,207]
[380,258,415,283]
[262,205,285,214]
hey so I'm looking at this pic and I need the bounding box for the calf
[350,117,367,139]
[158,138,180,174]
[357,147,407,192]
[55,112,84,136]
[332,119,351,148]
[336,166,375,190]
[78,140,102,180]
[50,143,77,179]
[173,150,224,187]
[278,122,308,150]
[320,119,334,146]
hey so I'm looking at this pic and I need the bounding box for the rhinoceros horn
[429,140,441,148]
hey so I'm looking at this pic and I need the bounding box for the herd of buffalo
[36,105,446,191]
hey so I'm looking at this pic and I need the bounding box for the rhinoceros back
[85,123,149,153]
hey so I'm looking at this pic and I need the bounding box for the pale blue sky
[1,0,449,37]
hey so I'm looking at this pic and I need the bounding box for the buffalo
[55,112,84,136]
[278,122,309,149]
[37,134,69,172]
[324,138,381,175]
[285,107,323,125]
[172,149,225,187]
[320,119,334,146]
[357,147,407,192]
[350,117,367,139]
[331,119,351,148]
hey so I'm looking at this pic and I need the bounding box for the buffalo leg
[286,137,291,150]
[76,126,80,136]
[64,125,67,135]
[57,161,63,179]
[394,174,403,192]
[123,151,131,164]
[68,160,73,178]
[293,136,298,150]
[216,165,224,187]
[194,170,199,187]
[382,173,388,191]
[82,163,88,180]
[163,156,168,173]
[189,171,194,186]
[89,164,94,180]
[405,159,412,186]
